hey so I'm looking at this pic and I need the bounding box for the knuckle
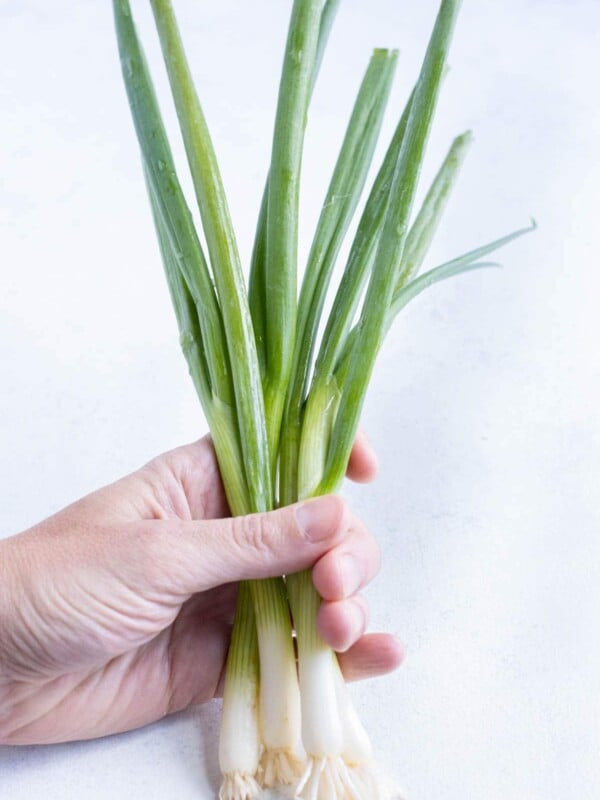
[230,513,276,558]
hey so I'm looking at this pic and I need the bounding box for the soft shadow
[193,699,222,793]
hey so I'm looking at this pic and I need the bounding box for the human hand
[0,433,403,745]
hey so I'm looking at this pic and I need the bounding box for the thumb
[142,495,349,594]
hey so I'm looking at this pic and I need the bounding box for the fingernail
[296,496,342,542]
[339,553,363,597]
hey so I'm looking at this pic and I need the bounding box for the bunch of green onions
[114,0,532,797]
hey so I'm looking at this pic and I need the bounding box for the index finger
[346,428,379,483]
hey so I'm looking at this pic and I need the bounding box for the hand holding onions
[0,435,402,746]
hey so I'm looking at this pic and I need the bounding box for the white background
[1,1,599,798]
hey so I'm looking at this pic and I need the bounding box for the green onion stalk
[113,0,533,797]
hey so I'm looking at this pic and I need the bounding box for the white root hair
[218,772,262,800]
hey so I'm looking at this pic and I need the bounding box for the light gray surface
[1,1,599,798]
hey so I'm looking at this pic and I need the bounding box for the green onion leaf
[146,168,211,411]
[248,0,342,380]
[310,86,416,392]
[113,0,231,409]
[400,129,473,285]
[279,48,397,504]
[433,219,537,273]
[149,0,271,512]
[262,0,327,465]
[318,0,462,495]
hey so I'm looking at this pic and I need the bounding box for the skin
[0,432,403,745]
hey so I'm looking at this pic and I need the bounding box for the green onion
[262,0,327,468]
[400,129,473,285]
[279,47,398,507]
[149,0,310,783]
[319,0,463,499]
[248,0,342,379]
[113,0,533,796]
[148,0,272,513]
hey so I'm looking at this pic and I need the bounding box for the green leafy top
[113,0,533,512]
